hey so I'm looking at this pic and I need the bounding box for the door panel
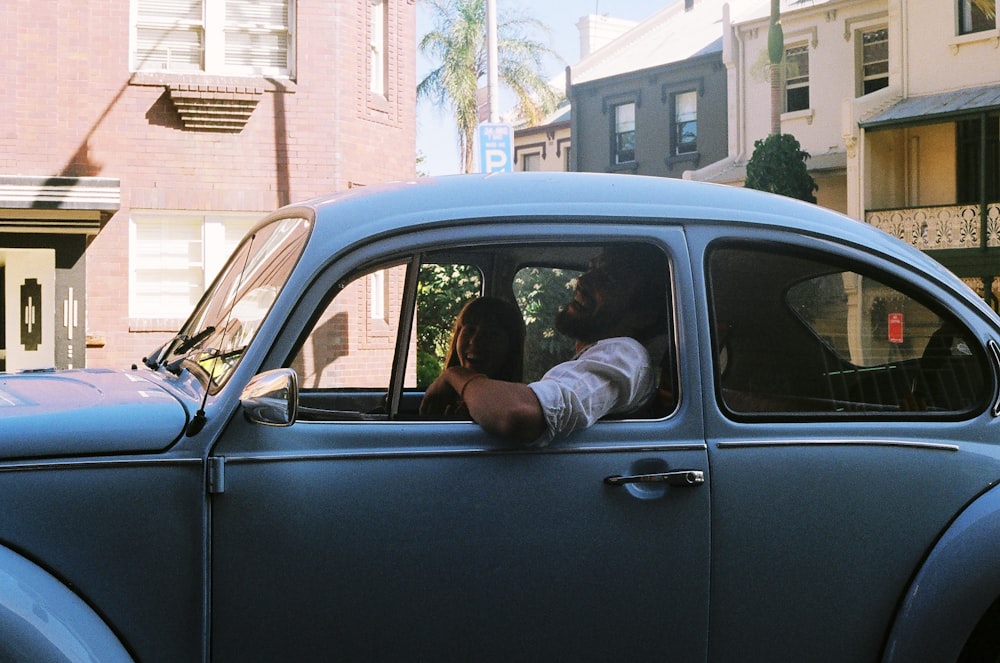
[210,419,710,661]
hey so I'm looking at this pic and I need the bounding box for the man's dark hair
[601,243,669,342]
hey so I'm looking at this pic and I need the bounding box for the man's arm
[423,366,546,444]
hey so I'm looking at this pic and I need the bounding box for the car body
[3,172,1000,662]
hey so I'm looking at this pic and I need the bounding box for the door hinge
[207,456,226,494]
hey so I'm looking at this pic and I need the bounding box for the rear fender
[0,545,132,662]
[884,482,1000,662]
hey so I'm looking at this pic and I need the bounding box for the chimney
[575,14,640,59]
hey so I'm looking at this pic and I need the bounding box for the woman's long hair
[445,297,525,382]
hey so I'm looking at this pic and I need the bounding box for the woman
[420,296,525,416]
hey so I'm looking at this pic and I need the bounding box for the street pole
[486,0,499,123]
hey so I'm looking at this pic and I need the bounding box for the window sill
[129,318,187,333]
[781,108,815,125]
[666,152,700,171]
[129,72,297,93]
[609,161,638,174]
[948,29,1000,53]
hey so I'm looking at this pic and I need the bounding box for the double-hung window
[958,0,996,35]
[614,102,636,165]
[130,212,259,322]
[859,27,889,96]
[673,91,698,155]
[784,45,810,113]
[132,0,294,77]
[370,0,387,96]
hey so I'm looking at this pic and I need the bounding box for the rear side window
[709,244,989,417]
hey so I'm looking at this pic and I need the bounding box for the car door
[693,228,1000,662]
[208,224,711,661]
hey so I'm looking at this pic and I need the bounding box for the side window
[289,242,678,424]
[290,259,482,419]
[709,244,988,417]
[291,261,410,392]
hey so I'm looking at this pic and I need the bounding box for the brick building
[2,0,416,371]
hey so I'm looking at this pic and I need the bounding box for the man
[421,243,669,444]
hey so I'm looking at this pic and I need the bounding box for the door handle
[604,470,704,487]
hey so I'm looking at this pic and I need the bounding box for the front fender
[0,545,132,663]
[884,481,1000,662]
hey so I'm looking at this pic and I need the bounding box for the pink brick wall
[4,0,416,368]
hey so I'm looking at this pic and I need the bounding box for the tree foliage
[744,133,818,203]
[417,0,560,173]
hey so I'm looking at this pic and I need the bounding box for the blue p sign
[478,123,513,173]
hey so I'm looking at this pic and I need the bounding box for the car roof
[293,172,867,246]
[271,172,982,309]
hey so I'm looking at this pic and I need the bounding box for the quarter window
[958,0,996,35]
[673,91,698,155]
[784,45,810,112]
[709,244,988,417]
[132,0,294,77]
[859,27,889,96]
[614,103,636,164]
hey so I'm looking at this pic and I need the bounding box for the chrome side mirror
[241,368,298,426]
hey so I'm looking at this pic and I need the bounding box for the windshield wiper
[173,326,216,355]
[141,326,217,372]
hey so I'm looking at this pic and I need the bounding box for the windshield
[166,215,312,392]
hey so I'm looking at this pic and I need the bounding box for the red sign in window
[888,313,904,344]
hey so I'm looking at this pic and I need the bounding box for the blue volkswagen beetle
[2,173,1000,662]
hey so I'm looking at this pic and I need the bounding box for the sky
[416,1,678,176]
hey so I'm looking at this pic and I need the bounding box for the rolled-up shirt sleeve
[527,337,654,445]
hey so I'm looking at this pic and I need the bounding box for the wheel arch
[0,544,133,662]
[884,482,1000,662]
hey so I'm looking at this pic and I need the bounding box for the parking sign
[478,123,513,173]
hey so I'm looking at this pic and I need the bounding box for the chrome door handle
[604,470,704,487]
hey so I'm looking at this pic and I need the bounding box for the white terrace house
[854,0,1000,307]
[697,0,1000,307]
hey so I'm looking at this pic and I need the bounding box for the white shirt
[527,337,655,445]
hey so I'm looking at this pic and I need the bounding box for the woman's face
[455,318,511,377]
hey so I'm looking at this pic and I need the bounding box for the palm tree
[767,0,783,136]
[418,0,559,173]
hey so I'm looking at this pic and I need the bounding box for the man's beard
[554,304,604,345]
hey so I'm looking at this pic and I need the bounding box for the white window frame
[129,211,259,322]
[131,0,295,78]
[858,26,889,97]
[521,152,541,171]
[673,90,698,155]
[783,44,810,113]
[958,0,997,35]
[369,0,387,96]
[614,102,636,165]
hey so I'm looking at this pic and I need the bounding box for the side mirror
[241,368,298,426]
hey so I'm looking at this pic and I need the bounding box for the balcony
[866,203,1000,250]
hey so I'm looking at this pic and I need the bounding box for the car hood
[0,369,189,459]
